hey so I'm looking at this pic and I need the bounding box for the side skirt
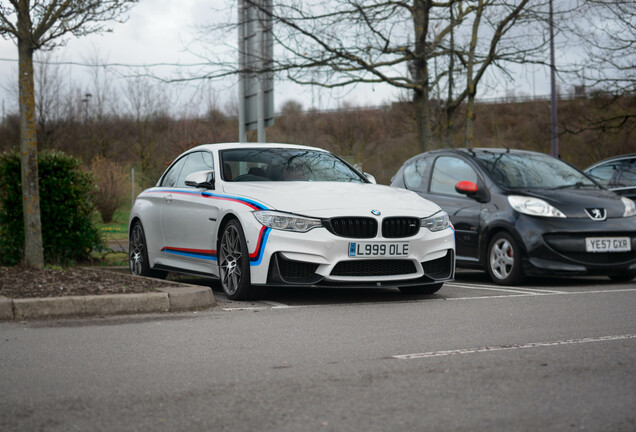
[153,263,219,280]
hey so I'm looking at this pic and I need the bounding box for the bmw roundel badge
[371,209,381,216]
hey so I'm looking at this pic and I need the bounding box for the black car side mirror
[185,170,215,189]
[455,180,489,202]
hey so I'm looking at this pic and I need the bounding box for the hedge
[0,150,105,266]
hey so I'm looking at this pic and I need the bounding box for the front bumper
[514,215,636,276]
[246,223,456,287]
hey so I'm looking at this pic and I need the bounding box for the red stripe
[249,226,268,259]
[162,247,216,254]
[205,195,261,211]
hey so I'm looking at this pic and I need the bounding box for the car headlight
[508,195,566,218]
[253,210,322,232]
[622,197,636,217]
[421,211,450,232]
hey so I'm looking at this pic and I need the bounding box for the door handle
[164,194,173,203]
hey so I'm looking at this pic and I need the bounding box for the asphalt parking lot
[2,268,635,432]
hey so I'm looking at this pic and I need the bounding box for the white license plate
[348,242,409,257]
[585,237,631,253]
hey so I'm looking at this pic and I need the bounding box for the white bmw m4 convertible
[129,143,455,300]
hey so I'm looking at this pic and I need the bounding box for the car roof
[409,147,548,160]
[187,142,328,153]
[585,153,636,170]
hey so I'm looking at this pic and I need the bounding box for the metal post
[549,0,558,157]
[131,168,135,206]
[257,7,266,143]
[238,0,247,143]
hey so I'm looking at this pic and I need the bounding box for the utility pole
[549,0,558,157]
[238,0,274,143]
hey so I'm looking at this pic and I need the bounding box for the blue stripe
[249,228,271,266]
[163,249,218,261]
[148,188,268,210]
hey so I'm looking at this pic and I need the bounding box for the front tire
[219,219,256,300]
[487,232,524,285]
[399,282,444,295]
[129,221,166,279]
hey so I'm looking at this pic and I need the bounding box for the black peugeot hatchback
[391,148,636,285]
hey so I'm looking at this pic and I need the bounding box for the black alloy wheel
[129,221,166,279]
[219,219,256,300]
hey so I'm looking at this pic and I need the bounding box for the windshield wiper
[549,181,596,190]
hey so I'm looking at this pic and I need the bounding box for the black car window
[617,159,636,187]
[176,151,214,188]
[430,156,478,196]
[220,148,366,183]
[586,163,616,187]
[160,155,187,187]
[403,158,428,191]
[475,151,595,189]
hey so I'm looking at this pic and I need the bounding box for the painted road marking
[448,282,566,294]
[392,334,636,360]
[223,303,302,311]
[222,306,269,311]
[261,300,296,309]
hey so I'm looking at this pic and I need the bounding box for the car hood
[222,182,441,217]
[514,187,628,218]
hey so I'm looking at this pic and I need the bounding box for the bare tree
[560,0,636,136]
[569,0,635,95]
[0,0,138,268]
[448,0,546,146]
[33,52,68,149]
[195,0,544,152]
[122,75,171,188]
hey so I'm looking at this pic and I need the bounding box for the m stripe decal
[161,247,217,261]
[162,227,271,266]
[147,189,267,210]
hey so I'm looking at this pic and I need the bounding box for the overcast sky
[0,0,555,118]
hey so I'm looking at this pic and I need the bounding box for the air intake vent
[422,252,453,279]
[325,217,377,238]
[331,260,417,276]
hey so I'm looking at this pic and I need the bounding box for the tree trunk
[414,88,434,153]
[465,92,476,146]
[464,0,484,147]
[412,0,434,153]
[18,39,44,269]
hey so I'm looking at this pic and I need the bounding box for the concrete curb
[0,284,215,321]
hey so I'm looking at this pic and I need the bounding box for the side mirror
[455,180,489,202]
[185,170,215,189]
[455,180,478,195]
[364,173,377,184]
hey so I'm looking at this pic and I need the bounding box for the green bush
[0,150,105,266]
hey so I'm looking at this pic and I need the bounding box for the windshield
[474,151,597,189]
[220,148,367,183]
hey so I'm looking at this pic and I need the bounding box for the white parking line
[392,334,636,360]
[448,282,552,295]
[261,300,298,309]
[222,301,302,311]
[443,287,636,302]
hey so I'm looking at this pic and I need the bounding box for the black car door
[427,155,483,264]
